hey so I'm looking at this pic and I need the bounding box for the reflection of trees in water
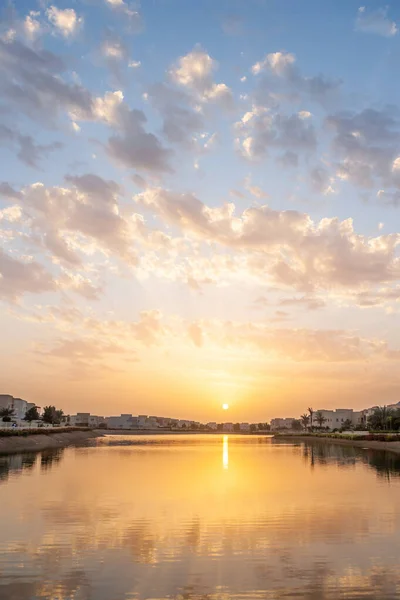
[40,448,64,471]
[300,441,400,480]
[0,569,92,600]
[0,452,37,482]
[0,448,65,483]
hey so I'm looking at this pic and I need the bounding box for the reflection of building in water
[222,435,229,469]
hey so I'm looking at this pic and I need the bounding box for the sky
[1,0,400,421]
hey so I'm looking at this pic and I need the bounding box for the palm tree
[368,406,394,431]
[308,407,314,430]
[0,407,15,422]
[315,411,326,430]
[300,413,309,430]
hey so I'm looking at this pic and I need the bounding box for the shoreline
[0,430,102,455]
[275,434,400,455]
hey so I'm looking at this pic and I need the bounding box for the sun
[222,403,229,410]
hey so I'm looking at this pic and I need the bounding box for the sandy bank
[275,434,400,455]
[0,430,103,455]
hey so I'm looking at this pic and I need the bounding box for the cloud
[24,11,42,41]
[107,109,174,172]
[16,177,138,266]
[309,166,336,195]
[0,248,54,301]
[104,0,142,32]
[72,90,174,172]
[0,182,22,199]
[46,6,83,37]
[235,106,316,160]
[169,47,233,108]
[187,318,400,362]
[135,186,400,290]
[355,6,397,37]
[326,107,400,189]
[251,51,340,100]
[0,38,93,125]
[244,176,269,198]
[278,296,326,311]
[252,51,296,76]
[0,125,63,167]
[188,322,204,347]
[145,83,204,147]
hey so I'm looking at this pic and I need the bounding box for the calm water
[1,435,400,600]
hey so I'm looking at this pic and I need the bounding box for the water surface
[1,434,400,599]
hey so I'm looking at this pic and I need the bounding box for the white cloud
[128,60,141,68]
[46,6,83,37]
[355,6,397,37]
[298,110,312,119]
[169,48,233,107]
[24,12,42,41]
[252,51,296,76]
[135,186,400,290]
[102,41,125,59]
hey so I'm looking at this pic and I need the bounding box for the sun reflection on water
[222,435,229,469]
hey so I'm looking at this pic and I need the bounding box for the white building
[106,414,134,429]
[0,395,36,420]
[207,422,217,430]
[240,423,251,432]
[223,422,234,432]
[314,409,362,430]
[270,418,295,431]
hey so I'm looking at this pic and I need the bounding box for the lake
[1,434,400,599]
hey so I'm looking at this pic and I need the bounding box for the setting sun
[222,404,229,410]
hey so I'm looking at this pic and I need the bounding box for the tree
[291,419,302,431]
[300,413,309,430]
[42,406,64,425]
[250,424,257,432]
[0,407,15,422]
[341,418,353,431]
[308,407,314,429]
[315,411,326,430]
[258,423,265,430]
[233,423,241,432]
[24,406,40,422]
[368,406,394,431]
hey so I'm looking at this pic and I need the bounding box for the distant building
[106,414,134,429]
[207,422,217,430]
[223,422,234,432]
[240,423,251,432]
[0,395,35,420]
[314,409,362,430]
[270,418,295,431]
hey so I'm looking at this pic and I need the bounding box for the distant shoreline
[275,434,400,455]
[0,429,272,455]
[0,429,102,455]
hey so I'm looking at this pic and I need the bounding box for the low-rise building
[0,395,35,420]
[240,423,251,432]
[207,422,217,430]
[106,414,134,429]
[270,418,295,431]
[223,422,234,432]
[314,409,362,430]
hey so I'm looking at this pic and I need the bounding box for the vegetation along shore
[275,432,400,455]
[0,428,102,455]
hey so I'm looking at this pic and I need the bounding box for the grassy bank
[275,432,400,455]
[0,429,102,455]
[0,426,93,437]
[275,432,400,442]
